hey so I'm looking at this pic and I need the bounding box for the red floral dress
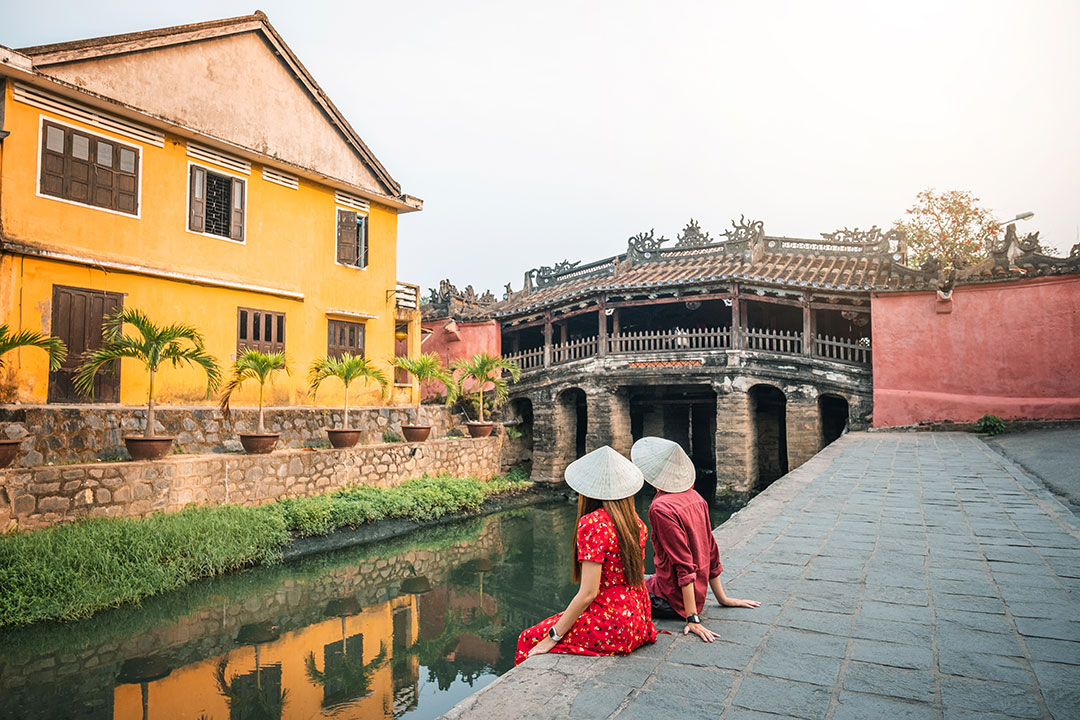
[515,508,657,665]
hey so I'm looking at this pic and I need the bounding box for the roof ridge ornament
[627,229,669,264]
[721,216,765,246]
[675,219,712,248]
[525,259,581,289]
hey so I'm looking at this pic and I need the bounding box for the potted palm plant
[0,325,66,468]
[220,350,289,454]
[391,352,457,442]
[308,352,388,449]
[451,353,521,438]
[75,308,221,461]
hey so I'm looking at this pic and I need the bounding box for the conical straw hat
[564,446,644,500]
[631,437,695,493]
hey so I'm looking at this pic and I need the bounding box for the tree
[308,353,389,430]
[74,309,221,438]
[451,353,521,424]
[893,189,1001,272]
[0,325,67,371]
[219,350,290,435]
[391,352,457,424]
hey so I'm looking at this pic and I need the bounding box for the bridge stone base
[507,350,872,494]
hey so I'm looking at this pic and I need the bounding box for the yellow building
[0,12,422,409]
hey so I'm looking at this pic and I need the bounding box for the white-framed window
[335,208,368,269]
[38,116,141,216]
[188,162,246,242]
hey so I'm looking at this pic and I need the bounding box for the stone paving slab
[441,432,1080,720]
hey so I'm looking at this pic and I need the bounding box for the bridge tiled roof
[486,220,1080,319]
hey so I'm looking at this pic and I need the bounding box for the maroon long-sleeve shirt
[644,489,722,618]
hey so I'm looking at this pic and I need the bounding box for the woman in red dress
[516,446,657,664]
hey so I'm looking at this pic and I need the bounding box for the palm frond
[0,325,67,371]
[392,352,456,400]
[220,351,290,419]
[73,308,221,398]
[308,353,389,398]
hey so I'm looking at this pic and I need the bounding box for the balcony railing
[504,326,871,372]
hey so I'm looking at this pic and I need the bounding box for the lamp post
[1000,211,1035,225]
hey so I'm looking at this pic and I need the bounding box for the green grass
[0,470,531,629]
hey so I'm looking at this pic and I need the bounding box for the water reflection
[0,495,731,720]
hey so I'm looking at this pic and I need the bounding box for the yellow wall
[0,81,421,407]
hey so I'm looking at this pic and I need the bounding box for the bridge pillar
[585,386,632,457]
[786,390,822,471]
[527,389,562,484]
[713,383,754,492]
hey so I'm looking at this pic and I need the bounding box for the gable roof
[17,12,414,205]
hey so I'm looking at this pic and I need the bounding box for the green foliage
[0,324,67,371]
[279,474,532,536]
[308,353,389,399]
[382,429,403,443]
[73,308,221,399]
[391,352,457,404]
[975,413,1008,436]
[219,350,290,426]
[893,189,1001,273]
[0,473,532,628]
[0,504,288,627]
[504,425,523,439]
[451,353,521,423]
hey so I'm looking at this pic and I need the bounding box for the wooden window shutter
[66,130,92,204]
[91,139,117,209]
[336,209,357,265]
[359,217,369,269]
[229,177,245,241]
[189,167,206,232]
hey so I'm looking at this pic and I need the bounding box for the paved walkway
[988,427,1080,513]
[442,432,1080,720]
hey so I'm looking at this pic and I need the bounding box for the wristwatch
[548,626,564,642]
[685,614,701,624]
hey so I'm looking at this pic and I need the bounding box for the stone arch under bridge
[511,355,870,494]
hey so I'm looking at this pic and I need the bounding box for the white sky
[6,0,1079,296]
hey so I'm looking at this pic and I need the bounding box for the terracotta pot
[466,422,494,438]
[239,433,279,454]
[401,425,432,442]
[0,439,22,469]
[124,436,175,461]
[326,429,363,449]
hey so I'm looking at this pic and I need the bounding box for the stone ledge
[0,436,503,532]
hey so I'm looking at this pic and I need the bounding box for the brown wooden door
[48,285,123,403]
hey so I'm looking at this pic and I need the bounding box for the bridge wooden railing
[608,327,732,354]
[503,346,544,371]
[506,326,871,370]
[814,334,872,364]
[744,327,803,354]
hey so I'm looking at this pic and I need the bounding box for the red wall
[420,319,501,401]
[871,276,1080,427]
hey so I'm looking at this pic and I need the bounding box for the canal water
[0,495,731,720]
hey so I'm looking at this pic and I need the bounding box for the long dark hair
[571,495,645,588]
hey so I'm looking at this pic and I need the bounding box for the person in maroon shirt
[632,436,760,642]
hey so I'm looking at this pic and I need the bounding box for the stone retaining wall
[0,436,501,532]
[0,404,461,467]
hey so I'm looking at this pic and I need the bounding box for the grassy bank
[0,471,530,629]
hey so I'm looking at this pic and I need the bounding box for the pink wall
[420,319,501,401]
[871,276,1080,427]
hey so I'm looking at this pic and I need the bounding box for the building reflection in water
[0,505,585,720]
